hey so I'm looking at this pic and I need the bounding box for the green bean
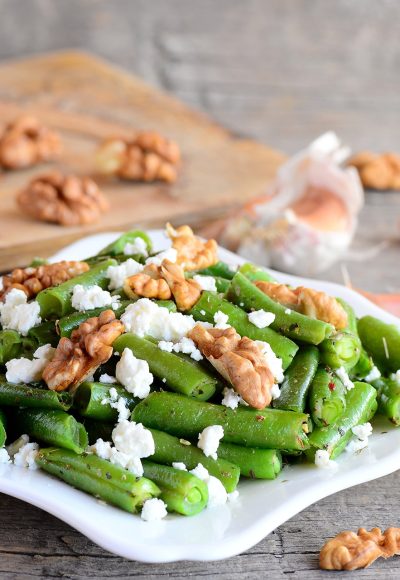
[57,300,130,338]
[36,447,160,514]
[371,377,400,425]
[37,259,116,319]
[74,382,138,421]
[358,316,400,373]
[0,409,6,448]
[352,347,374,379]
[227,272,334,344]
[113,334,221,401]
[189,291,298,369]
[0,377,72,411]
[14,409,88,453]
[28,321,59,347]
[307,382,377,460]
[194,261,237,280]
[132,392,310,451]
[217,442,282,479]
[238,263,277,283]
[308,367,347,427]
[0,330,26,364]
[96,230,152,258]
[319,299,361,371]
[142,460,208,516]
[274,346,319,412]
[148,428,239,492]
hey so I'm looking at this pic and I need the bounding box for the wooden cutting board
[0,51,285,271]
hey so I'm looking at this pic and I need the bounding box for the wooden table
[1,2,400,577]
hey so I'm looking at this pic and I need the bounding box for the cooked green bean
[142,460,208,516]
[14,409,88,453]
[37,259,116,319]
[308,367,347,427]
[227,272,334,344]
[238,262,277,283]
[194,261,237,280]
[189,291,298,369]
[307,382,377,460]
[352,347,374,379]
[0,330,26,364]
[217,442,282,479]
[0,409,6,448]
[74,382,138,421]
[274,346,319,412]
[36,447,160,513]
[114,334,222,400]
[132,392,310,451]
[371,377,400,425]
[319,299,361,371]
[96,230,152,258]
[358,316,400,373]
[0,377,72,411]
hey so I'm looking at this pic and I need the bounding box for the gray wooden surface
[0,1,400,578]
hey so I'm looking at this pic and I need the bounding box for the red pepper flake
[255,415,265,422]
[328,381,336,391]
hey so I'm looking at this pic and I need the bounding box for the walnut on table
[320,527,400,571]
[0,261,89,301]
[96,131,180,183]
[43,310,124,392]
[188,324,275,409]
[348,151,400,190]
[0,115,61,170]
[255,280,348,330]
[16,172,109,226]
[166,222,218,271]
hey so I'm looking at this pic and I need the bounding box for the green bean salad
[0,226,399,522]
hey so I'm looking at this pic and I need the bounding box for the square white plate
[1,230,399,562]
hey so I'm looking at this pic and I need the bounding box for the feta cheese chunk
[116,348,153,398]
[172,337,203,361]
[364,366,381,383]
[193,275,217,292]
[315,449,337,469]
[121,298,197,342]
[6,343,55,384]
[99,373,117,384]
[189,463,227,508]
[112,420,155,458]
[145,248,177,267]
[255,340,284,384]
[107,258,144,291]
[346,422,373,453]
[71,284,119,311]
[213,311,229,329]
[141,498,168,522]
[390,370,400,385]
[197,425,224,460]
[270,383,281,400]
[13,440,39,470]
[248,309,275,328]
[335,366,354,391]
[88,438,143,476]
[123,237,149,257]
[221,387,244,410]
[0,288,41,336]
[101,387,130,422]
[172,462,187,471]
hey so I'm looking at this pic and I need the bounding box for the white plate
[1,230,399,563]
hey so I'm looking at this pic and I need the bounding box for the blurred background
[0,0,399,296]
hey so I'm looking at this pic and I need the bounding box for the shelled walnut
[96,131,180,183]
[0,261,89,300]
[166,223,218,271]
[348,151,400,190]
[0,115,61,170]
[43,310,124,392]
[16,172,109,226]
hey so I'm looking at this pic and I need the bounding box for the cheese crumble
[115,348,153,398]
[197,425,224,460]
[248,309,275,328]
[0,288,41,336]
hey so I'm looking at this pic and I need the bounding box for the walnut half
[166,223,218,271]
[43,310,124,392]
[16,172,109,226]
[188,325,275,409]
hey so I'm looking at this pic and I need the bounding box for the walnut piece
[124,264,172,300]
[43,310,124,392]
[320,527,400,571]
[255,281,348,330]
[16,172,109,226]
[96,131,180,183]
[348,151,400,190]
[166,223,218,271]
[188,324,275,409]
[0,115,61,170]
[160,260,201,310]
[0,261,89,301]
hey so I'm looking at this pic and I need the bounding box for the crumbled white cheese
[101,387,130,422]
[171,337,203,361]
[123,237,149,258]
[346,422,373,453]
[88,438,143,476]
[158,341,174,352]
[390,370,400,384]
[270,384,281,400]
[213,311,230,329]
[141,498,168,522]
[113,420,155,457]
[0,448,10,464]
[190,464,227,508]
[121,298,197,342]
[335,366,354,391]
[285,308,292,314]
[193,275,217,292]
[71,284,119,311]
[145,248,178,267]
[200,309,206,316]
[6,343,55,384]
[13,440,39,469]
[364,366,381,382]
[255,341,284,384]
[314,449,337,469]
[115,348,153,398]
[107,258,144,291]
[221,387,244,410]
[0,288,41,336]
[248,309,275,328]
[172,462,187,471]
[99,373,117,384]
[197,425,224,460]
